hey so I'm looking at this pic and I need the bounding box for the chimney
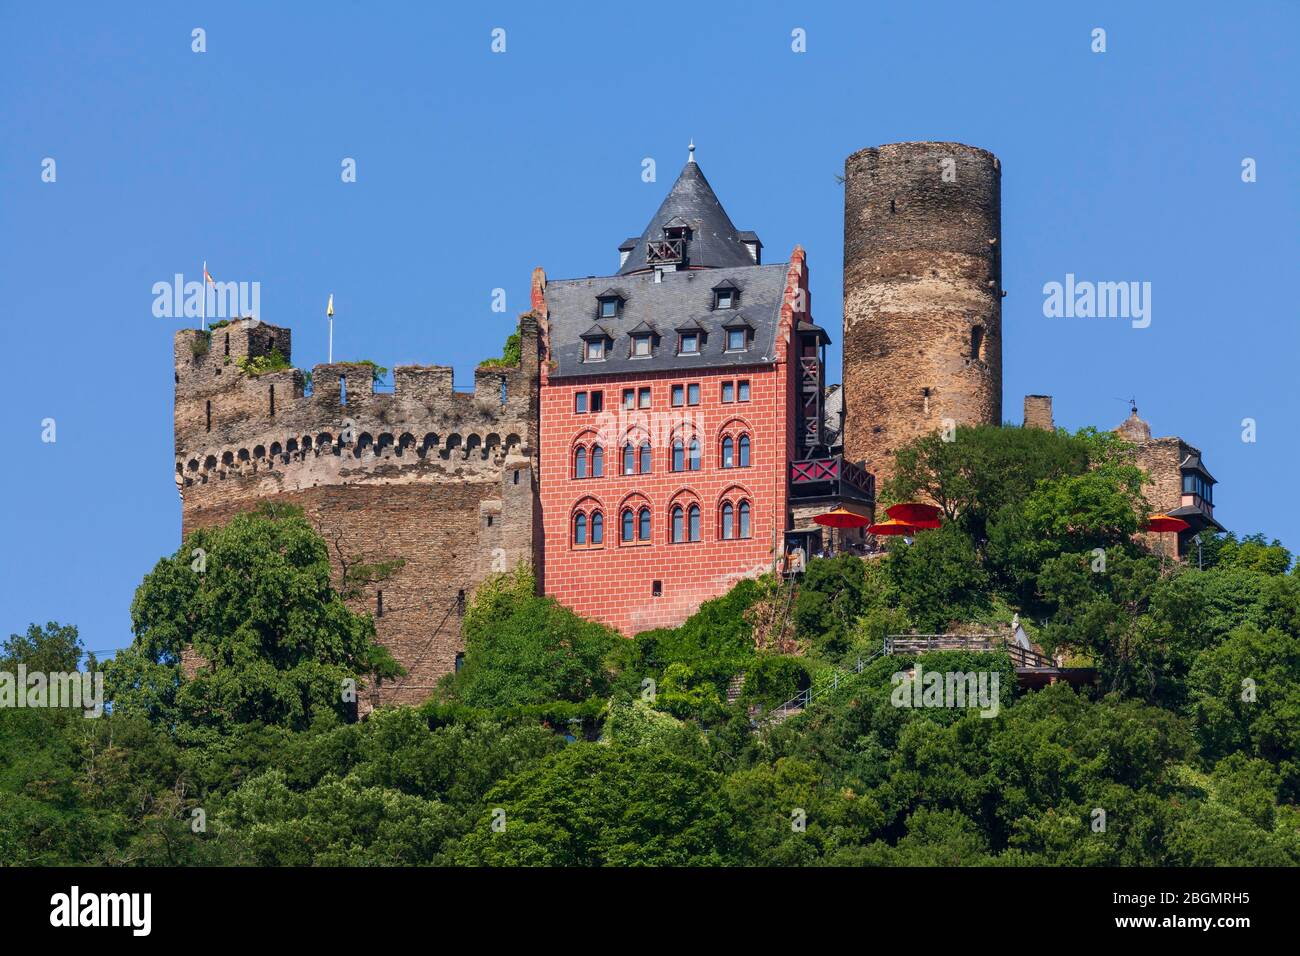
[1023,395,1054,431]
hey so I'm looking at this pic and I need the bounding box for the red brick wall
[536,253,803,635]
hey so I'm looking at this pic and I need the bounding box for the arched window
[575,446,587,479]
[672,439,684,472]
[722,436,734,468]
[592,445,604,477]
[688,504,701,542]
[672,505,684,543]
[739,435,751,467]
[722,502,734,540]
[638,507,651,541]
[688,438,700,471]
[592,511,604,544]
[574,512,587,545]
[623,443,635,475]
[622,508,635,542]
[739,500,751,538]
[639,442,652,474]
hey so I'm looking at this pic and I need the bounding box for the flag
[204,267,215,285]
[327,294,334,317]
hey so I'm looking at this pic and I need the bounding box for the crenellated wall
[173,315,542,706]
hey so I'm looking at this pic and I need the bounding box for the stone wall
[842,142,1003,483]
[173,315,541,706]
[1023,395,1054,430]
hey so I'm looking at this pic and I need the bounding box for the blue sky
[2,1,1296,654]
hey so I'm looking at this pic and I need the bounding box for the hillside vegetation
[2,425,1297,865]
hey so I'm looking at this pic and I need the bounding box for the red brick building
[534,149,873,634]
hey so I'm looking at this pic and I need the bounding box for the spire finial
[688,139,695,163]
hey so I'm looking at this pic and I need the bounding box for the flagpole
[327,294,334,363]
[200,259,207,331]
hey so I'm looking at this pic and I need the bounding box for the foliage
[479,321,523,368]
[235,348,291,377]
[439,565,619,709]
[106,503,400,732]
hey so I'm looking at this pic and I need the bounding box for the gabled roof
[674,317,709,333]
[627,320,658,336]
[580,323,612,340]
[616,160,758,275]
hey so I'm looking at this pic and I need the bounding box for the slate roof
[616,160,759,275]
[544,263,790,379]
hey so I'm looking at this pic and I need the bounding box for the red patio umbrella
[1143,514,1190,534]
[813,506,872,529]
[885,502,942,529]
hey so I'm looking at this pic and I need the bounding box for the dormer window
[679,332,700,355]
[599,297,621,319]
[581,323,611,362]
[712,280,740,310]
[722,314,753,353]
[727,329,745,351]
[632,333,652,357]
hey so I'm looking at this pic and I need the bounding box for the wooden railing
[885,634,1050,668]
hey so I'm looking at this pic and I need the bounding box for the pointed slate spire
[617,151,757,275]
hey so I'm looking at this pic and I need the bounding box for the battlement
[175,315,541,465]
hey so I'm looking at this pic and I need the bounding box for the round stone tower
[842,142,1002,483]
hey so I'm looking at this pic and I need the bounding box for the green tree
[107,503,400,732]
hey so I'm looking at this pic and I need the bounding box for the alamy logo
[152,273,260,320]
[0,666,103,718]
[50,886,151,936]
[890,663,1000,717]
[1042,273,1151,328]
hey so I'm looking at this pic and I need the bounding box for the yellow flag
[326,294,334,317]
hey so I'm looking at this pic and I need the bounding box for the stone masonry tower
[842,142,1003,483]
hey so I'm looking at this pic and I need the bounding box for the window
[639,387,651,409]
[621,509,635,542]
[739,435,751,467]
[638,507,651,541]
[652,580,663,597]
[726,328,746,352]
[623,388,635,410]
[687,383,700,405]
[722,436,734,468]
[454,652,465,673]
[592,445,604,477]
[672,384,684,407]
[722,500,751,539]
[689,504,701,542]
[632,334,652,357]
[639,442,652,474]
[623,443,635,475]
[592,511,603,544]
[722,502,734,540]
[574,512,587,545]
[679,332,699,354]
[575,392,588,414]
[970,325,984,361]
[688,438,700,471]
[672,440,685,472]
[599,296,621,319]
[739,501,751,538]
[738,380,750,402]
[586,339,605,361]
[672,506,684,543]
[575,446,587,478]
[714,287,737,309]
[722,382,734,403]
[590,390,603,412]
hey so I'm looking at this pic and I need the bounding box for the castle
[172,142,1218,701]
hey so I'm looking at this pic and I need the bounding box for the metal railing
[765,644,887,723]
